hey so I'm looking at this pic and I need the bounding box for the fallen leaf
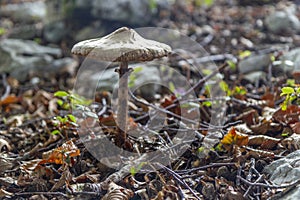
[0,95,20,106]
[290,122,300,134]
[248,135,280,149]
[221,127,249,149]
[41,140,80,165]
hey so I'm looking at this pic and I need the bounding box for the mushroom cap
[71,27,172,62]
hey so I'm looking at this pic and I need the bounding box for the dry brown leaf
[0,138,11,152]
[273,105,300,125]
[161,95,181,117]
[41,140,80,165]
[281,133,300,151]
[290,122,300,134]
[234,109,259,126]
[248,135,280,149]
[0,95,20,106]
[0,188,13,198]
[261,92,275,108]
[102,181,134,200]
[0,155,14,173]
[51,166,72,191]
[221,127,249,150]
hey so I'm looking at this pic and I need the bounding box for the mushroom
[71,27,171,146]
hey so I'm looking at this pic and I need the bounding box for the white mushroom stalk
[71,27,172,146]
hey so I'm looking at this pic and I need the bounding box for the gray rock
[264,150,300,185]
[9,24,42,40]
[265,10,300,34]
[243,71,267,83]
[0,39,62,81]
[91,0,152,25]
[264,150,300,199]
[280,48,300,73]
[75,0,94,8]
[74,24,106,42]
[44,21,67,43]
[238,54,271,74]
[0,1,47,23]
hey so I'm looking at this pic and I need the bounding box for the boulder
[264,150,300,199]
[238,54,271,74]
[280,48,300,72]
[0,1,47,23]
[0,39,62,81]
[91,0,152,25]
[265,6,300,34]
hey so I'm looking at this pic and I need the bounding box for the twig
[181,62,228,98]
[157,163,201,200]
[1,73,11,101]
[244,174,264,198]
[176,53,237,66]
[15,191,68,198]
[129,90,198,124]
[237,176,300,189]
[176,162,236,174]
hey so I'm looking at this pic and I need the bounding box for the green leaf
[202,101,212,107]
[149,0,157,11]
[281,99,288,111]
[226,60,236,70]
[281,132,289,137]
[234,86,247,95]
[51,130,61,135]
[130,166,137,176]
[281,87,295,95]
[194,0,214,7]
[169,82,176,93]
[54,91,69,97]
[197,147,205,153]
[270,55,276,62]
[219,81,230,96]
[286,79,295,87]
[57,99,64,106]
[67,114,76,123]
[239,50,252,59]
[0,27,7,36]
[56,116,63,122]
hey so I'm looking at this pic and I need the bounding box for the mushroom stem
[116,61,130,144]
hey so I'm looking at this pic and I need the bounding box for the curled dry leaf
[234,109,259,126]
[249,119,271,135]
[41,140,80,165]
[220,127,249,151]
[0,188,13,198]
[0,95,20,106]
[50,166,72,192]
[273,105,300,125]
[102,181,134,200]
[0,155,14,173]
[281,133,300,151]
[261,92,275,108]
[0,138,11,152]
[161,95,181,117]
[248,135,281,149]
[290,122,300,134]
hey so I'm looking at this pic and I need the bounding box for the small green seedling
[51,114,78,136]
[130,162,147,176]
[280,86,300,110]
[54,90,91,110]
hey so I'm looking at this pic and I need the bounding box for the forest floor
[1,0,300,199]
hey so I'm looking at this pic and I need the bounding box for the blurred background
[0,0,299,87]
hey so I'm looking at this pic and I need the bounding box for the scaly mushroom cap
[71,27,172,62]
